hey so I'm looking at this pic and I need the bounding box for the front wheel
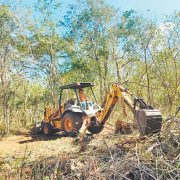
[62,112,83,137]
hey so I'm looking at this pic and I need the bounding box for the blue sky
[107,0,180,15]
[60,0,180,18]
[1,0,179,21]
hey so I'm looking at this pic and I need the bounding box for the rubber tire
[88,118,104,134]
[43,122,54,136]
[62,112,82,137]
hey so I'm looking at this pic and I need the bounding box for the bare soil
[0,121,179,179]
[0,125,118,162]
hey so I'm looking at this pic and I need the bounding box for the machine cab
[59,82,101,117]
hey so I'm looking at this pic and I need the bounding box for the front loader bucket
[135,109,162,135]
[31,121,43,135]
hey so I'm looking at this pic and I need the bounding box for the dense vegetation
[0,0,179,134]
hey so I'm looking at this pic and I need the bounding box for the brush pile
[0,116,179,179]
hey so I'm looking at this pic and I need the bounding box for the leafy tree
[0,5,19,132]
[61,0,118,102]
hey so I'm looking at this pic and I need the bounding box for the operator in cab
[79,88,93,110]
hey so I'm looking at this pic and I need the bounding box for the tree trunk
[103,51,108,94]
[144,49,151,104]
[97,62,103,104]
[112,47,121,82]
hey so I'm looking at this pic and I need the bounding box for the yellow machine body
[41,82,162,136]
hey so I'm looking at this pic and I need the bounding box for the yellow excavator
[40,82,162,136]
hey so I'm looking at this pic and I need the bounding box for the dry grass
[0,118,179,180]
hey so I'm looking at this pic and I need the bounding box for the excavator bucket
[135,109,162,135]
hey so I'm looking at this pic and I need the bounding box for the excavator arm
[96,83,162,135]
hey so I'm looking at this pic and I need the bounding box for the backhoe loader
[41,82,162,136]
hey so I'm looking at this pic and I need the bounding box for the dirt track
[2,123,179,179]
[0,126,116,162]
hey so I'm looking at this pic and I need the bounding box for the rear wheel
[43,122,54,136]
[88,117,104,134]
[62,112,83,137]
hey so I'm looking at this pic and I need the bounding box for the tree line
[0,0,179,133]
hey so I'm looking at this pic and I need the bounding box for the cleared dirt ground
[0,122,179,179]
[0,125,119,169]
